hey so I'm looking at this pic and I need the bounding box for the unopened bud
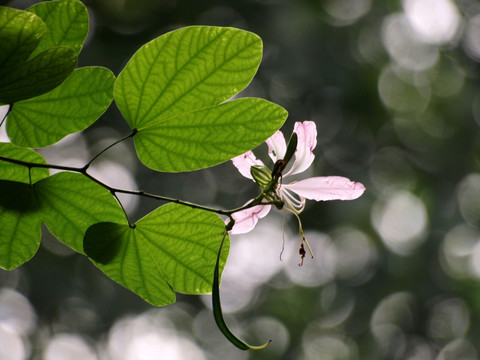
[250,165,272,189]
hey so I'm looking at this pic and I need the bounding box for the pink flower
[229,121,365,235]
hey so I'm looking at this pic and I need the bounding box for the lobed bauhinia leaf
[7,67,115,148]
[84,203,230,307]
[35,172,126,254]
[114,26,287,172]
[0,143,49,183]
[28,0,89,58]
[135,98,288,172]
[0,171,126,269]
[0,180,43,270]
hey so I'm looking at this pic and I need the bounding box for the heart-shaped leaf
[84,203,230,306]
[7,67,115,148]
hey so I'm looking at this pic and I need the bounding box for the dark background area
[2,0,480,359]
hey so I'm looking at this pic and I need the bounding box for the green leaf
[133,98,287,172]
[0,180,42,270]
[28,0,89,58]
[0,7,46,78]
[115,26,286,171]
[115,26,263,130]
[84,204,230,306]
[7,67,115,147]
[0,172,125,268]
[134,98,287,172]
[0,7,78,105]
[0,45,77,105]
[0,143,49,183]
[35,172,126,254]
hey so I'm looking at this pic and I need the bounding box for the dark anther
[298,242,306,267]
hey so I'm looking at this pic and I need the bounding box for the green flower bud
[250,165,272,189]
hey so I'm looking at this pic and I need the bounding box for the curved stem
[212,230,271,351]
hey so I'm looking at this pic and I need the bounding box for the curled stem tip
[213,231,271,351]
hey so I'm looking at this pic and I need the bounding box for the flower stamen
[280,186,305,214]
[281,207,315,265]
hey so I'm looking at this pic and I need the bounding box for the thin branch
[83,129,137,170]
[0,104,12,128]
[0,155,272,219]
[87,179,268,217]
[0,156,84,173]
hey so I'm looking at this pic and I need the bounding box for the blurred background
[2,0,480,359]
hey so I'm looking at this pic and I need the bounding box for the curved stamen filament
[279,187,305,213]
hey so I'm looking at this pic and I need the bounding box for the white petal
[228,203,272,234]
[266,130,286,163]
[282,176,366,201]
[285,121,317,176]
[232,151,265,180]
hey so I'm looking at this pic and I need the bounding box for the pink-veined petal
[285,121,317,177]
[232,151,265,180]
[282,176,365,201]
[228,203,272,234]
[266,130,286,163]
